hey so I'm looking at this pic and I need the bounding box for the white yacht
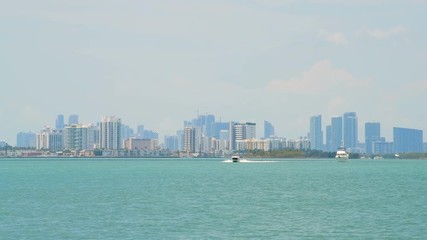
[335,148,349,161]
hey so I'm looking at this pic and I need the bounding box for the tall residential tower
[309,115,323,150]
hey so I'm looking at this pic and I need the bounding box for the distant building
[99,116,122,150]
[136,125,145,138]
[185,114,215,137]
[63,124,89,151]
[372,138,393,155]
[16,132,36,148]
[343,112,358,151]
[121,124,134,140]
[268,137,287,151]
[212,121,229,139]
[325,125,332,151]
[124,138,158,151]
[309,115,323,150]
[236,138,269,152]
[330,116,343,151]
[55,114,65,130]
[87,124,100,149]
[176,130,184,151]
[142,130,159,140]
[164,135,179,151]
[229,122,256,150]
[219,130,229,141]
[184,126,201,154]
[68,114,79,125]
[36,127,63,152]
[365,122,381,154]
[393,127,423,153]
[287,137,310,150]
[264,120,275,139]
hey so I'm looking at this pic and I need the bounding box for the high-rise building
[36,127,63,152]
[87,124,99,150]
[124,138,158,151]
[343,112,358,150]
[56,114,65,130]
[245,122,256,139]
[16,132,36,148]
[212,122,229,139]
[393,127,423,153]
[365,122,381,154]
[121,124,134,140]
[309,115,323,150]
[186,114,216,137]
[136,125,144,138]
[176,130,184,151]
[264,120,275,139]
[331,116,343,151]
[164,135,179,151]
[229,122,256,150]
[68,114,79,125]
[99,116,122,150]
[204,114,215,137]
[372,138,393,155]
[142,130,159,140]
[325,125,332,151]
[63,124,88,151]
[184,126,200,154]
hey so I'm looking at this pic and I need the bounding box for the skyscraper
[68,114,79,125]
[99,116,122,150]
[36,128,63,152]
[186,114,215,137]
[136,125,144,138]
[365,122,381,154]
[325,125,332,151]
[164,135,179,151]
[16,132,36,148]
[55,114,65,130]
[184,126,200,154]
[63,124,88,151]
[264,120,275,139]
[309,115,323,150]
[212,121,229,139]
[229,122,256,150]
[343,112,358,150]
[330,116,343,151]
[393,127,423,153]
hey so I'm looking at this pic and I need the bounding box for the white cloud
[318,29,349,45]
[266,60,368,94]
[362,25,407,39]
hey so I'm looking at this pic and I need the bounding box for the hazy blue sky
[1,0,427,144]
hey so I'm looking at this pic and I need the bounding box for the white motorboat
[335,148,349,161]
[231,155,240,163]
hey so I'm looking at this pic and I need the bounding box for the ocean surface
[1,158,426,239]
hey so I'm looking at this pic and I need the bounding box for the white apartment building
[100,116,122,150]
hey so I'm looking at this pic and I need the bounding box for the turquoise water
[1,158,426,239]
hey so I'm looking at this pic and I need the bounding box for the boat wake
[222,159,276,163]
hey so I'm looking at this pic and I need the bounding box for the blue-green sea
[1,158,426,239]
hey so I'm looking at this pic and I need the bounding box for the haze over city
[1,0,427,143]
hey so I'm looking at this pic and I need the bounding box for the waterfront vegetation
[241,149,337,159]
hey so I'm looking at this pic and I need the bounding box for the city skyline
[1,1,427,144]
[10,111,426,148]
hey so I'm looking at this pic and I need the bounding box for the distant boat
[231,155,240,163]
[335,148,349,161]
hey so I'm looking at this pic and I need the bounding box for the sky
[1,0,427,144]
